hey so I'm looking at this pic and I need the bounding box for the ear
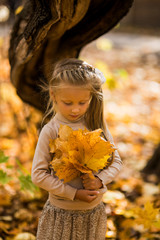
[50,89,56,100]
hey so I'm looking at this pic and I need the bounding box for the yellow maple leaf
[50,125,115,182]
[51,157,80,183]
[133,201,160,229]
[49,139,56,153]
[59,125,73,140]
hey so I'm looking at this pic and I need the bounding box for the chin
[69,115,81,121]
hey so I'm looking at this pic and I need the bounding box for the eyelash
[63,102,86,106]
[64,102,72,106]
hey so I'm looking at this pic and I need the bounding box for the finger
[88,190,99,196]
[83,179,96,186]
[85,186,95,190]
[84,184,96,190]
[82,178,91,184]
[83,183,91,190]
[83,181,91,187]
[88,194,98,202]
[83,184,90,190]
[89,195,97,200]
[83,177,95,183]
[81,174,89,179]
[83,179,96,187]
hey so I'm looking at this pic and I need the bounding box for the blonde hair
[42,58,107,133]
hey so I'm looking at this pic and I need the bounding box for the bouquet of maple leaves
[49,125,115,183]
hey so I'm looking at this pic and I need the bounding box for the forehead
[56,85,91,100]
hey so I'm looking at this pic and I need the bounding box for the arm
[96,123,123,185]
[31,125,77,200]
[97,150,122,185]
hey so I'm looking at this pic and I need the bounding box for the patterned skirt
[36,200,107,240]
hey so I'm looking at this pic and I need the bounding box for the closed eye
[63,102,72,105]
[79,102,86,105]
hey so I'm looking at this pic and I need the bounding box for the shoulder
[103,121,114,144]
[40,118,59,140]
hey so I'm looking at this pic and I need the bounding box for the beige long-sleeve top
[31,113,122,210]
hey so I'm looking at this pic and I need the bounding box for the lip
[70,115,79,118]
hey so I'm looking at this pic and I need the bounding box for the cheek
[60,103,70,112]
[83,103,90,112]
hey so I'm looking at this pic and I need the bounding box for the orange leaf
[50,125,115,182]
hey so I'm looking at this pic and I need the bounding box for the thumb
[88,190,99,196]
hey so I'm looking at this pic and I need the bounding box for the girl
[32,58,122,240]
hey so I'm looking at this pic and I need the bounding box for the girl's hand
[75,189,99,203]
[81,173,103,190]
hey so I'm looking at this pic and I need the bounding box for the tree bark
[141,144,160,181]
[9,0,134,112]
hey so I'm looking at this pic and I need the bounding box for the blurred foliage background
[0,1,160,239]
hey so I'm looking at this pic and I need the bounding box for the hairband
[72,61,106,84]
[94,68,106,84]
[55,61,106,84]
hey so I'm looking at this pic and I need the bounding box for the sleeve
[96,123,123,185]
[31,125,77,200]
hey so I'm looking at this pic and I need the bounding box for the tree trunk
[141,144,160,181]
[9,0,134,112]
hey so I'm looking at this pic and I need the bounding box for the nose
[71,107,80,113]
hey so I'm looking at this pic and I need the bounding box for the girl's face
[51,84,91,122]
